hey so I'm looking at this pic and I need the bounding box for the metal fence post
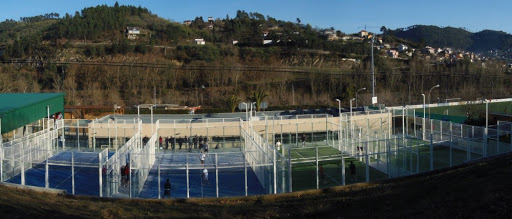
[129,156,132,199]
[288,146,292,192]
[365,142,369,182]
[45,151,49,188]
[72,152,75,195]
[186,154,190,198]
[99,153,102,197]
[341,153,345,185]
[497,121,500,154]
[386,140,391,178]
[273,145,277,194]
[430,134,433,171]
[215,153,219,197]
[244,151,248,196]
[21,146,25,185]
[295,116,299,147]
[158,165,161,199]
[77,120,80,150]
[324,115,328,145]
[316,146,319,189]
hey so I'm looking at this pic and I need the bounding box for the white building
[194,39,206,45]
[359,30,368,38]
[397,44,408,52]
[126,27,140,40]
[263,39,273,45]
[387,49,399,58]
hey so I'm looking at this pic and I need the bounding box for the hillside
[0,4,510,110]
[390,25,512,51]
[1,153,511,218]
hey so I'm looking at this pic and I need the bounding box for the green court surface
[289,145,388,191]
[286,136,512,191]
[412,101,512,122]
[388,141,485,174]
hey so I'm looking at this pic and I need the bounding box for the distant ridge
[389,25,512,52]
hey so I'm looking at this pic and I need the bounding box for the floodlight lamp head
[434,84,440,88]
[335,99,340,102]
[362,88,366,90]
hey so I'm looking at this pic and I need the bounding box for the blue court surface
[6,150,114,196]
[137,152,266,198]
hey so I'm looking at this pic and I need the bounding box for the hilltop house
[359,30,368,38]
[126,27,140,40]
[397,44,408,52]
[423,46,435,54]
[207,17,214,29]
[322,30,338,41]
[194,39,205,45]
[387,49,399,58]
[183,20,192,25]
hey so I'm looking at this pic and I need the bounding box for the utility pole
[153,86,156,105]
[292,84,295,105]
[358,25,379,106]
[371,37,375,101]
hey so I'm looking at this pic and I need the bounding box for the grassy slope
[1,153,511,218]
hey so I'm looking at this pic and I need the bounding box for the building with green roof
[0,93,65,135]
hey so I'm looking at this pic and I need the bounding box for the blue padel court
[137,167,265,198]
[6,150,114,196]
[137,152,266,198]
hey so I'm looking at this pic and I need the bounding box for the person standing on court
[188,136,193,149]
[200,153,206,164]
[202,168,209,184]
[163,178,172,198]
[178,137,183,149]
[350,161,356,182]
[275,140,281,152]
[159,136,163,149]
[170,136,175,149]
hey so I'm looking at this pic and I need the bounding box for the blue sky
[1,0,511,34]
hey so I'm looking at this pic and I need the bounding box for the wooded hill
[388,25,512,52]
[0,4,510,111]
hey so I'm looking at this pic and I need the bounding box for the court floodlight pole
[422,94,426,140]
[151,105,154,135]
[336,99,342,151]
[485,99,489,156]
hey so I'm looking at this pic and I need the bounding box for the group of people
[141,135,215,151]
[150,135,212,151]
[120,164,130,187]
